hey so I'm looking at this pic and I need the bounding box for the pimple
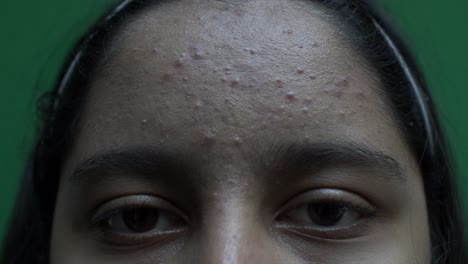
[286,91,296,101]
[183,76,189,82]
[221,77,228,83]
[229,77,240,88]
[190,45,206,60]
[309,75,317,80]
[174,58,184,68]
[302,106,309,113]
[152,48,159,54]
[193,51,205,60]
[296,67,305,74]
[312,42,320,47]
[233,136,243,146]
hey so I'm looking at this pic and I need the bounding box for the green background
[0,0,467,242]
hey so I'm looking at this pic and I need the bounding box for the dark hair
[1,0,465,263]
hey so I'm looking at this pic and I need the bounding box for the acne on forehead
[78,0,400,156]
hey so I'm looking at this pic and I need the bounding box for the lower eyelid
[275,215,375,240]
[90,226,187,248]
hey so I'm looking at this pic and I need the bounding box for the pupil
[122,208,159,233]
[308,203,346,227]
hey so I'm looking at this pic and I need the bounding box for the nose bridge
[195,199,280,264]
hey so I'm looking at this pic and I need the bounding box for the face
[50,0,431,263]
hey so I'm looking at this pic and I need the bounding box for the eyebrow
[69,145,195,185]
[69,141,406,187]
[259,141,406,183]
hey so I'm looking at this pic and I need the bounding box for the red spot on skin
[286,91,296,101]
[229,77,240,88]
[296,67,305,74]
[304,97,313,105]
[174,58,184,68]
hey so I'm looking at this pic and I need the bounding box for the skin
[50,0,431,263]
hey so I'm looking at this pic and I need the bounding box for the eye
[276,189,376,239]
[90,195,187,246]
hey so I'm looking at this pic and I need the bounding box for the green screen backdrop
[1,0,467,241]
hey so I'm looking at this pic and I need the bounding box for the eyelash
[275,189,377,240]
[88,190,377,246]
[88,195,187,246]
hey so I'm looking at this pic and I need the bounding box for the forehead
[69,0,410,169]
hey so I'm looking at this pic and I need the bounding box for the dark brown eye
[307,202,350,227]
[101,206,183,234]
[120,207,160,233]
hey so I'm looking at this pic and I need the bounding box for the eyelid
[274,188,377,220]
[90,194,188,227]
